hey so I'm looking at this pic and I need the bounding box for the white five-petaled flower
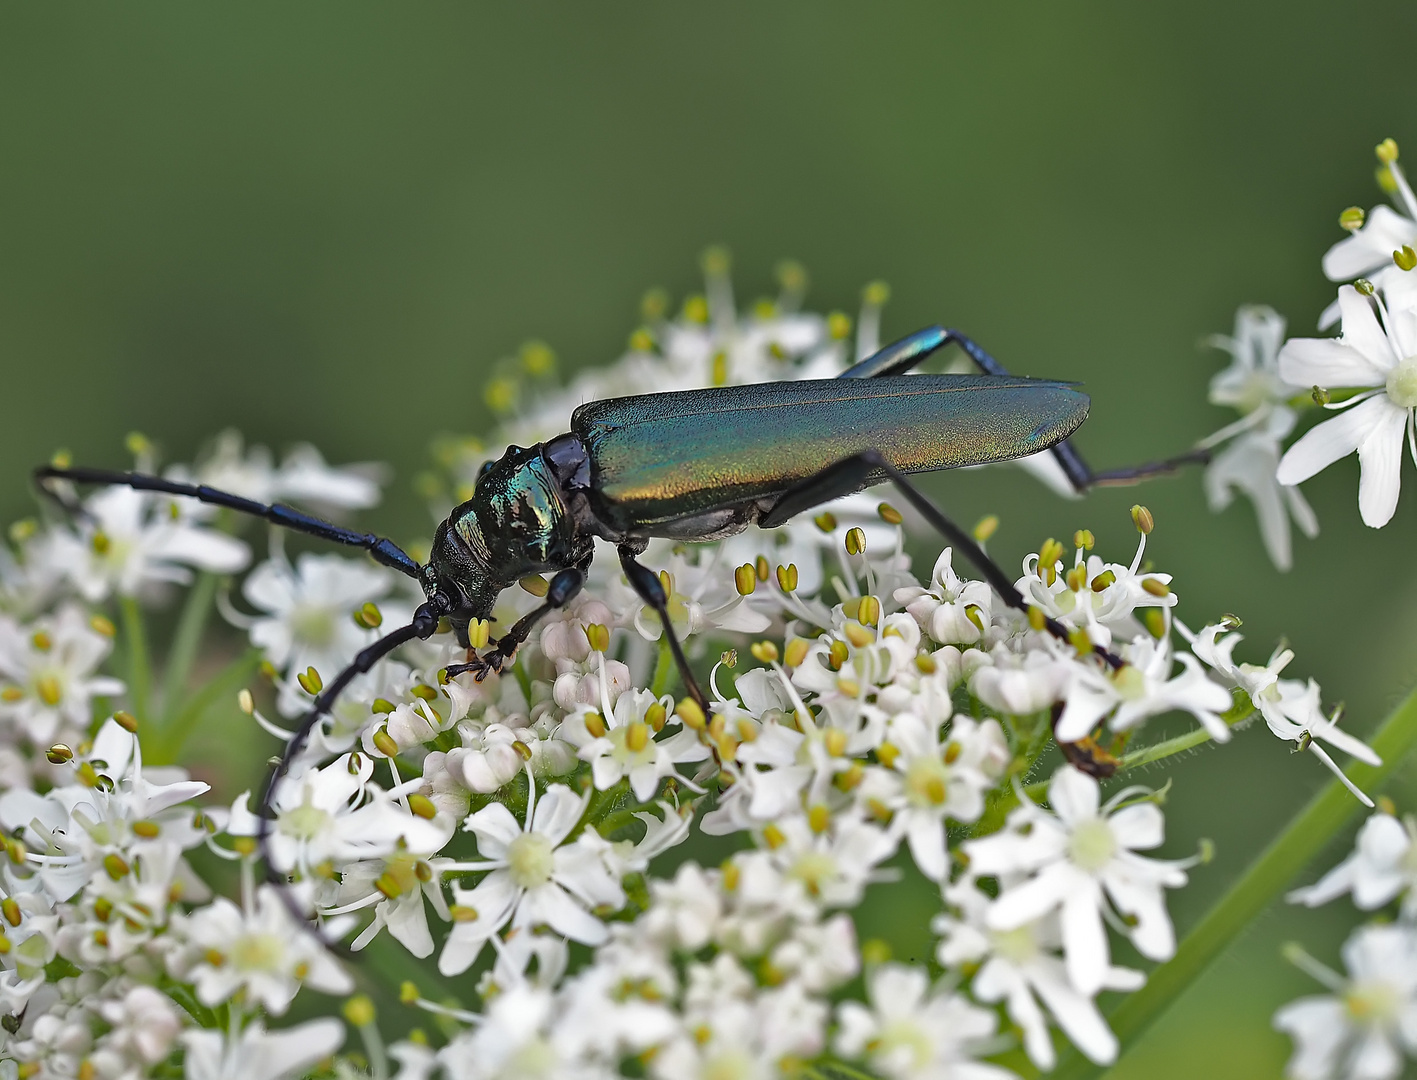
[437,779,624,975]
[1274,923,1417,1080]
[1276,284,1417,527]
[935,880,1142,1069]
[173,886,352,1014]
[1290,810,1417,918]
[0,604,124,745]
[181,1018,345,1080]
[1320,149,1417,327]
[963,766,1188,996]
[1200,305,1319,570]
[47,486,249,602]
[173,428,383,511]
[835,963,1014,1080]
[561,685,709,801]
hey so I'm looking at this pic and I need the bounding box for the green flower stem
[159,572,218,728]
[147,650,260,765]
[1041,680,1417,1080]
[119,596,152,729]
[650,637,675,698]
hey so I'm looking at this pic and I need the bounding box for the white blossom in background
[1200,305,1318,569]
[1274,924,1417,1080]
[181,1017,345,1080]
[170,428,385,511]
[1290,809,1417,918]
[0,603,123,746]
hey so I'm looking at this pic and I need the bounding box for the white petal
[1061,886,1110,995]
[1337,285,1401,372]
[1278,338,1385,389]
[1276,395,1390,486]
[1048,766,1100,824]
[1356,400,1410,527]
[1108,804,1164,851]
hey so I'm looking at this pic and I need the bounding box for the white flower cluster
[0,250,1386,1080]
[1199,137,1417,569]
[1277,802,1417,1080]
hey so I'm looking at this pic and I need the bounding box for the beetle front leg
[617,546,710,715]
[445,567,586,682]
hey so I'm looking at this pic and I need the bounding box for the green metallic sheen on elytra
[572,374,1089,531]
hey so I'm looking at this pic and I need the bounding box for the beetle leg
[446,567,587,682]
[759,448,1123,671]
[617,546,710,714]
[33,464,422,579]
[841,326,1210,490]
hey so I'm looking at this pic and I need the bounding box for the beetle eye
[477,461,496,484]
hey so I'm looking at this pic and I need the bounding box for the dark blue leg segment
[445,566,587,682]
[618,546,708,713]
[34,465,421,578]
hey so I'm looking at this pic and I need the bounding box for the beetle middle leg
[446,566,587,682]
[840,326,1210,491]
[758,449,1122,670]
[617,545,710,714]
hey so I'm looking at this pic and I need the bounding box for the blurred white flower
[0,604,124,745]
[181,1017,345,1080]
[1290,810,1417,918]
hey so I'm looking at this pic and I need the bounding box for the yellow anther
[877,502,904,525]
[1339,206,1366,232]
[103,854,130,880]
[944,740,962,764]
[762,824,786,849]
[750,641,780,664]
[353,601,383,629]
[415,861,433,882]
[1143,608,1167,639]
[512,740,532,761]
[682,293,709,324]
[483,377,518,414]
[1091,570,1117,592]
[835,677,860,697]
[1073,529,1095,551]
[866,797,892,823]
[827,311,852,339]
[50,449,72,469]
[411,684,438,702]
[6,840,24,865]
[828,640,850,670]
[641,287,669,322]
[1131,504,1155,534]
[449,904,479,922]
[8,518,36,544]
[343,995,376,1027]
[755,554,770,581]
[1038,538,1064,572]
[701,245,731,276]
[735,564,757,596]
[468,618,492,649]
[371,698,396,714]
[676,698,706,730]
[843,622,874,648]
[132,820,160,839]
[1356,278,1377,296]
[519,574,549,598]
[408,794,437,820]
[824,728,848,757]
[964,604,986,634]
[1141,578,1170,598]
[625,721,650,753]
[646,702,667,731]
[859,595,882,627]
[1068,627,1093,655]
[877,742,900,769]
[813,512,837,533]
[586,623,611,653]
[845,527,867,556]
[520,339,555,375]
[1396,246,1417,272]
[232,837,258,856]
[89,614,116,637]
[776,563,799,592]
[783,638,810,668]
[862,280,891,306]
[915,653,937,675]
[861,938,892,965]
[658,569,673,597]
[1377,137,1400,164]
[735,717,758,743]
[91,897,113,923]
[834,762,865,792]
[297,666,323,696]
[754,298,777,319]
[30,631,51,653]
[0,688,20,703]
[46,744,72,764]
[1065,565,1087,593]
[1377,795,1398,817]
[1,899,19,927]
[720,648,737,669]
[400,980,421,1004]
[36,676,61,707]
[375,872,403,898]
[113,710,137,732]
[237,689,254,715]
[973,514,999,543]
[807,804,831,833]
[90,532,110,555]
[1312,385,1331,406]
[372,728,399,758]
[629,327,655,354]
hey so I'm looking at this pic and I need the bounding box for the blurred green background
[4,4,1417,1076]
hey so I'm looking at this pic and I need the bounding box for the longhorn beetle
[35,325,1208,895]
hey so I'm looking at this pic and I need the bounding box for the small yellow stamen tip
[734,564,757,596]
[1141,578,1170,598]
[862,280,890,306]
[89,614,116,638]
[813,512,837,533]
[1312,385,1331,406]
[449,904,479,923]
[628,328,655,353]
[720,648,737,669]
[1377,137,1400,165]
[1395,246,1417,272]
[783,638,809,668]
[353,601,383,629]
[586,622,611,653]
[844,527,867,556]
[827,311,853,340]
[113,710,137,733]
[676,698,706,731]
[468,618,491,649]
[641,288,669,322]
[46,744,72,764]
[973,514,999,543]
[407,794,437,820]
[775,563,799,592]
[343,995,376,1028]
[400,980,421,1004]
[1130,504,1155,534]
[583,711,606,738]
[297,666,323,696]
[807,804,831,833]
[36,676,61,707]
[749,641,779,664]
[843,622,874,648]
[1073,528,1095,551]
[237,689,254,715]
[645,702,666,731]
[761,823,786,849]
[1090,570,1117,593]
[624,721,649,753]
[1339,206,1366,233]
[372,728,399,758]
[824,729,848,757]
[132,820,160,839]
[682,294,709,324]
[858,595,881,627]
[915,652,937,674]
[755,554,770,582]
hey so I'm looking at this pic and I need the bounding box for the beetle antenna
[255,600,443,945]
